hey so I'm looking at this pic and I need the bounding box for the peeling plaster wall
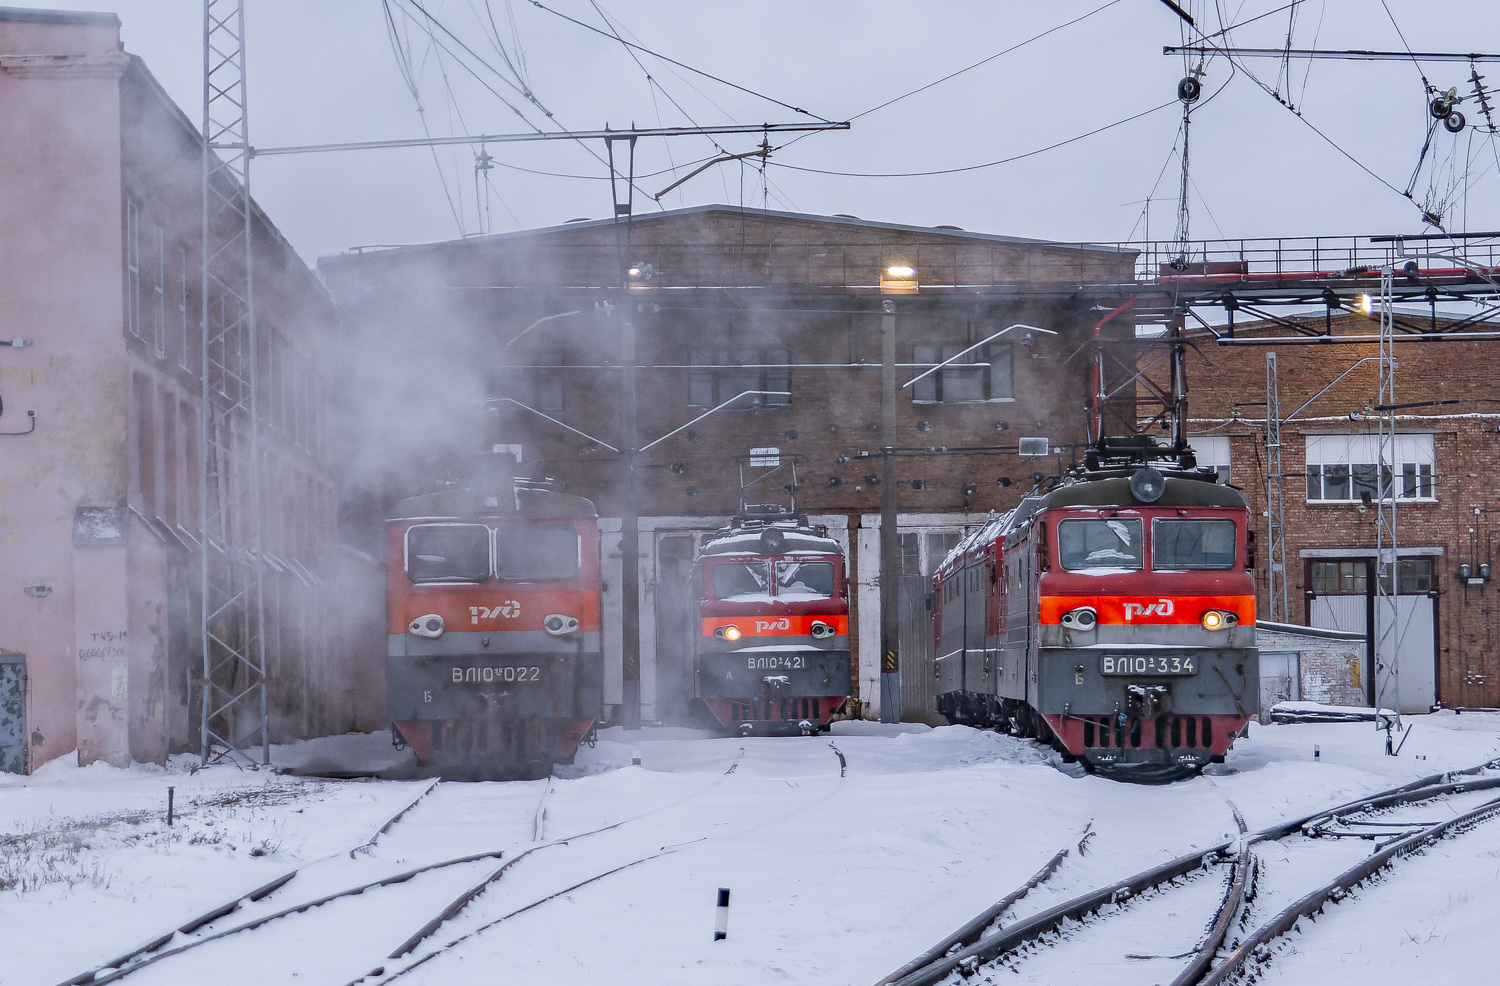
[0,11,128,769]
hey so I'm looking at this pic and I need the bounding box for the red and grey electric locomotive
[693,505,851,735]
[934,436,1258,782]
[387,450,601,778]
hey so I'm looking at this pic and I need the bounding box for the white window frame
[1305,433,1436,503]
[1188,435,1231,484]
[152,227,166,357]
[177,247,191,371]
[126,200,141,340]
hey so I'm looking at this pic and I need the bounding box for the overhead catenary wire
[848,0,1126,122]
[527,0,836,123]
[389,0,667,211]
[383,1,465,234]
[771,101,1177,178]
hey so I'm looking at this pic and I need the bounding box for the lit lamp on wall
[880,264,918,295]
[626,261,654,290]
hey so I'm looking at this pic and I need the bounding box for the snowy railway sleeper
[879,757,1500,986]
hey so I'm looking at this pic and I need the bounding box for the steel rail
[883,759,1500,986]
[65,849,510,986]
[350,778,442,857]
[872,838,1077,986]
[1198,792,1500,986]
[384,745,754,960]
[57,777,445,986]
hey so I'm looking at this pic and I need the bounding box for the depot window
[494,524,580,581]
[1305,434,1435,502]
[711,561,771,600]
[775,561,835,598]
[688,349,790,409]
[1057,518,1143,571]
[1152,519,1237,570]
[406,524,491,583]
[911,343,1012,404]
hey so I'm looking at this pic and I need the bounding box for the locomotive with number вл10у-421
[934,435,1259,783]
[694,505,852,736]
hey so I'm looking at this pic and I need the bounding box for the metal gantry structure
[199,0,269,764]
[1121,233,1500,719]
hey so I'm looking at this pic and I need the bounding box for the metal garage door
[1307,558,1436,715]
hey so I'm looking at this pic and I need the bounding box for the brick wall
[1148,315,1500,709]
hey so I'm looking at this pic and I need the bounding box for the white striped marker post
[714,888,730,940]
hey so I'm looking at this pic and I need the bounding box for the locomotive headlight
[543,613,580,637]
[810,620,836,639]
[1060,606,1098,631]
[715,625,743,641]
[1201,610,1237,631]
[409,614,444,638]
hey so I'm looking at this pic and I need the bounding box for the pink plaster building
[0,6,380,772]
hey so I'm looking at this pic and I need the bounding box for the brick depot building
[1168,313,1500,713]
[319,205,1138,724]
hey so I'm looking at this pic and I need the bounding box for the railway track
[879,758,1500,986]
[359,740,847,985]
[57,777,444,986]
[56,745,756,986]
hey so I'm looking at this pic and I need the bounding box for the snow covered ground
[2,711,1498,986]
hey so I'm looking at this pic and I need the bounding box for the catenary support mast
[200,0,269,764]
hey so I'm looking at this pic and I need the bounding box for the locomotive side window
[1057,519,1143,571]
[406,524,491,583]
[495,524,581,580]
[776,561,835,597]
[712,561,770,600]
[1152,519,1237,570]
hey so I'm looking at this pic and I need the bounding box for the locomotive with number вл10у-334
[694,505,852,736]
[386,450,602,779]
[933,435,1259,783]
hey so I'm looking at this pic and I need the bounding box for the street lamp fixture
[880,264,919,295]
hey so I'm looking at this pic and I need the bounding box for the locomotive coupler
[1125,683,1173,719]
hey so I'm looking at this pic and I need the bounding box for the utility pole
[879,299,900,723]
[608,134,642,732]
[619,316,641,731]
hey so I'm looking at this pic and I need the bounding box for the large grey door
[653,534,699,725]
[1308,558,1437,714]
[0,654,24,774]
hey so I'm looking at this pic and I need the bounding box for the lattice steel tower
[199,0,269,764]
[1264,352,1288,623]
[1373,262,1402,720]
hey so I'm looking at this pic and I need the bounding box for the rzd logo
[470,601,521,624]
[755,617,791,633]
[1122,598,1174,621]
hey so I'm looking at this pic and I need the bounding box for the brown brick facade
[1155,315,1500,709]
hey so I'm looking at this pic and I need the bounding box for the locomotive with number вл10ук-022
[386,450,602,779]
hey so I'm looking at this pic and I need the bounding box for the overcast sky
[21,0,1500,261]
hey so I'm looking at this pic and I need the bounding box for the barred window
[688,349,790,408]
[911,343,1012,403]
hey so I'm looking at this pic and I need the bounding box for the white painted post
[714,887,730,940]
